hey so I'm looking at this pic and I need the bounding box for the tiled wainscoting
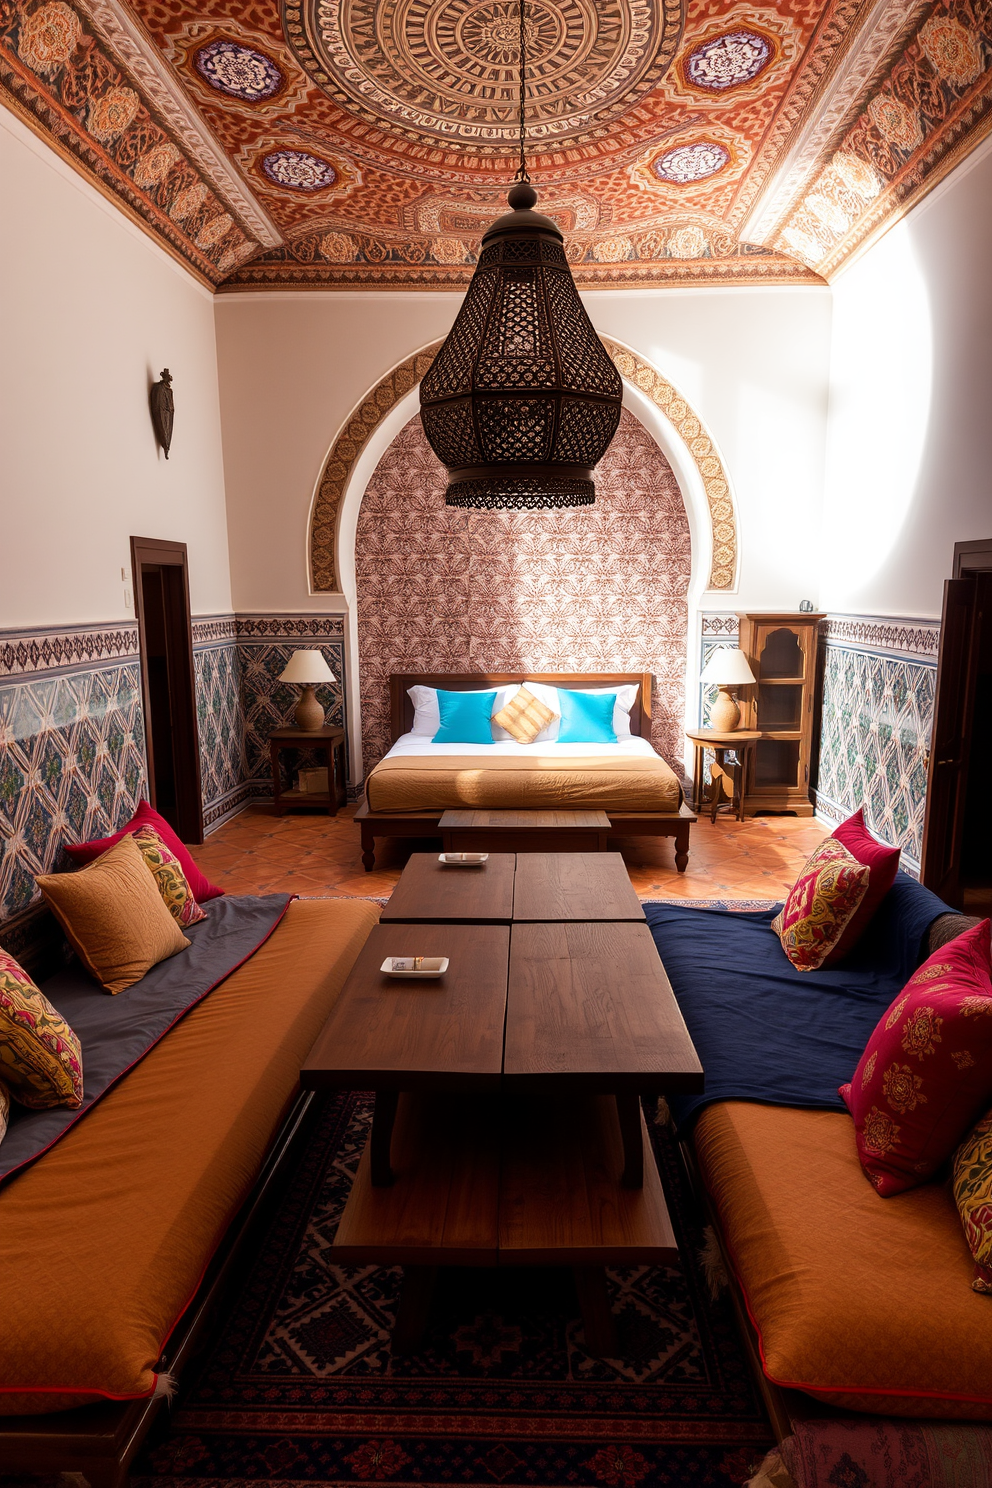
[814,615,939,876]
[0,615,345,931]
[0,623,147,928]
[699,611,940,875]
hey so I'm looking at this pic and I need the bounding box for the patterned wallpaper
[355,410,692,776]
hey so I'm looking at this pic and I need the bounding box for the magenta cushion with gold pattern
[841,920,992,1196]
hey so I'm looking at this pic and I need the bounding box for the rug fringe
[746,1447,800,1488]
[153,1371,177,1400]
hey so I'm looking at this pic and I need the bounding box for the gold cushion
[954,1108,992,1293]
[38,833,189,995]
[0,950,83,1109]
[492,685,558,745]
[132,825,207,928]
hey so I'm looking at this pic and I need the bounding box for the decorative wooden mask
[150,368,175,459]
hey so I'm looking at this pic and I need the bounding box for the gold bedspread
[364,750,682,814]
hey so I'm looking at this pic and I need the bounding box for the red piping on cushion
[0,897,300,1407]
[698,1140,992,1409]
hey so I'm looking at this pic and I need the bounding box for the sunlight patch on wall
[820,232,933,604]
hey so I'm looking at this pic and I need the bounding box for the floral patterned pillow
[840,920,992,1196]
[0,1080,9,1146]
[771,838,871,971]
[132,825,207,928]
[0,950,84,1110]
[953,1108,992,1293]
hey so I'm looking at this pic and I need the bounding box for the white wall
[215,285,832,614]
[820,135,992,620]
[0,109,233,628]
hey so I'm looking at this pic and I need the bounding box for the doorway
[130,536,203,844]
[920,538,992,911]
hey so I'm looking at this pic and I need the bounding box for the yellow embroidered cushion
[37,832,190,995]
[131,825,207,928]
[492,685,558,745]
[0,950,84,1109]
[954,1107,992,1293]
[771,838,871,972]
[0,1080,9,1143]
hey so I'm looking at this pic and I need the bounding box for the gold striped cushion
[492,685,558,745]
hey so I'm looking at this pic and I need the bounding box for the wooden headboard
[389,672,653,745]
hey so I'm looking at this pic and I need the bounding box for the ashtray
[381,956,449,978]
[438,852,488,866]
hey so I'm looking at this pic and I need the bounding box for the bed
[355,672,694,871]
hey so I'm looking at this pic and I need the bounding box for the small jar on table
[686,728,761,822]
[269,726,347,816]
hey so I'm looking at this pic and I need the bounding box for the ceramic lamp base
[294,685,325,732]
[710,688,741,732]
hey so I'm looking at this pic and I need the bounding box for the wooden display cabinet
[736,611,824,816]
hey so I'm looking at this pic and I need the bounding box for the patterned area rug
[137,1092,772,1488]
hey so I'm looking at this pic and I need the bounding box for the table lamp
[700,647,756,731]
[278,650,336,731]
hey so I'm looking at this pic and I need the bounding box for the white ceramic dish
[381,956,449,978]
[438,852,488,866]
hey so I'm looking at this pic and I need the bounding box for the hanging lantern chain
[515,0,530,183]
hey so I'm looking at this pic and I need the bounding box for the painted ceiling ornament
[867,92,923,153]
[654,140,730,183]
[261,149,337,191]
[918,15,982,88]
[195,39,283,100]
[419,0,622,510]
[16,0,81,78]
[283,0,679,157]
[685,29,771,90]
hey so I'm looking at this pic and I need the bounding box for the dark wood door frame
[130,536,203,844]
[920,538,992,903]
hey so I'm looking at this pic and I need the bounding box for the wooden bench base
[355,801,695,873]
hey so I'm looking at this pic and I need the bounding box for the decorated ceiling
[1,0,990,289]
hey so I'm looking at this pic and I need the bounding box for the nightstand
[269,726,347,816]
[686,728,761,823]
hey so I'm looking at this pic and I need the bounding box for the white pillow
[406,684,519,740]
[522,682,640,743]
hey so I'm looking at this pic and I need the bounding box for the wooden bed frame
[354,672,695,872]
[0,1087,319,1487]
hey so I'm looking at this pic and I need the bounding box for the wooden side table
[686,728,761,822]
[269,725,347,816]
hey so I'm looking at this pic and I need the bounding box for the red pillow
[64,800,223,903]
[840,920,992,1195]
[825,808,900,964]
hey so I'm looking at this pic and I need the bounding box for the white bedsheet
[381,733,661,761]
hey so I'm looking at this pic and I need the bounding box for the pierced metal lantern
[419,183,623,510]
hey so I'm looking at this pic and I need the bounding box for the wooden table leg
[361,819,376,871]
[270,741,285,817]
[573,1266,618,1357]
[371,1089,399,1186]
[615,1093,643,1188]
[674,820,690,873]
[392,1265,438,1355]
[692,744,705,813]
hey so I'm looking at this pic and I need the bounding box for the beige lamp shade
[699,647,756,686]
[278,650,336,685]
[700,647,755,732]
[278,650,335,731]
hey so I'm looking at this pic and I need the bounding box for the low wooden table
[440,807,611,854]
[269,725,347,816]
[301,907,703,1355]
[379,851,645,925]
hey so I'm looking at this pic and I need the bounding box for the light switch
[124,585,134,611]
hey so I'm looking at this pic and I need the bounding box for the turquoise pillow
[432,689,498,745]
[557,688,617,744]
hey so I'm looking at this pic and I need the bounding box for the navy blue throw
[644,872,952,1129]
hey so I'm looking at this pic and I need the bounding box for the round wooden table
[686,728,761,822]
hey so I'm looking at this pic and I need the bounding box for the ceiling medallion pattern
[195,38,282,99]
[284,0,680,153]
[262,148,336,190]
[685,29,771,90]
[654,140,731,182]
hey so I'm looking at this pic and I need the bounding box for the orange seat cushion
[0,896,379,1415]
[694,1100,992,1418]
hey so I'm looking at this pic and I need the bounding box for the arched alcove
[354,409,692,774]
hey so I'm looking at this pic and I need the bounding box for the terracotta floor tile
[194,805,826,902]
